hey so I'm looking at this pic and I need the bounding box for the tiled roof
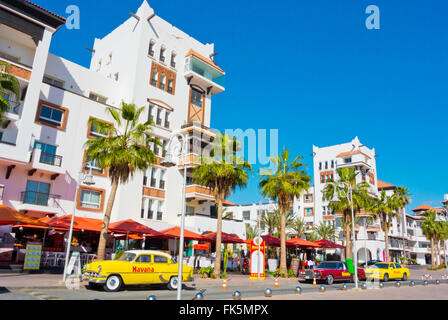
[336,150,371,159]
[412,204,434,212]
[377,180,396,189]
[185,49,225,74]
[24,0,66,21]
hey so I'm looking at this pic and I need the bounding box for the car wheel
[326,275,334,285]
[383,273,389,282]
[167,276,179,291]
[402,273,408,281]
[104,275,122,292]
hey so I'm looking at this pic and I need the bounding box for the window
[114,73,119,82]
[170,52,176,68]
[0,131,3,142]
[331,160,335,169]
[135,255,152,263]
[88,117,111,139]
[23,180,50,206]
[0,184,4,201]
[344,157,352,164]
[304,194,313,203]
[154,255,168,263]
[186,206,195,215]
[159,170,165,189]
[243,211,251,221]
[89,92,108,104]
[107,53,112,65]
[191,88,203,107]
[157,201,163,220]
[43,75,65,89]
[150,62,176,95]
[84,153,105,175]
[35,101,68,130]
[304,208,314,216]
[147,199,153,219]
[151,70,158,87]
[77,187,105,212]
[325,161,328,170]
[159,47,166,62]
[34,141,60,166]
[148,40,155,57]
[319,162,322,170]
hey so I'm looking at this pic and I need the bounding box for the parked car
[83,250,194,292]
[364,262,410,282]
[360,260,382,268]
[298,261,366,285]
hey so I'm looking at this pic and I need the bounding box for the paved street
[1,266,447,300]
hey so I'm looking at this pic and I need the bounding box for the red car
[298,261,366,285]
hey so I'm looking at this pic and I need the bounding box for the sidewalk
[0,273,68,289]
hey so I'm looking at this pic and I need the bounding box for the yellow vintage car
[82,250,194,292]
[364,262,410,282]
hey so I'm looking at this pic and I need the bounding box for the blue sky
[38,0,448,210]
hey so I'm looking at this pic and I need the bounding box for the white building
[0,1,245,250]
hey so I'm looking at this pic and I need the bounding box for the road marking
[19,289,64,300]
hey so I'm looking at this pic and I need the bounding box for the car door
[153,254,174,284]
[394,263,403,278]
[388,263,398,279]
[129,254,154,284]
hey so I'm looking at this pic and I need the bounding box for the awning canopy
[313,239,345,249]
[46,215,102,232]
[246,235,296,248]
[108,219,167,238]
[0,205,48,227]
[288,238,320,248]
[160,226,204,241]
[202,232,245,244]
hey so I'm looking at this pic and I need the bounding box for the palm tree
[322,167,370,260]
[0,61,21,122]
[245,224,259,241]
[290,217,309,238]
[369,190,398,262]
[421,210,439,268]
[439,221,448,268]
[393,187,412,258]
[259,150,311,276]
[85,102,159,260]
[258,211,279,236]
[313,221,337,242]
[192,133,252,278]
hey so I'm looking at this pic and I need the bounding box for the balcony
[28,149,65,177]
[19,191,61,214]
[336,152,372,170]
[186,184,214,201]
[184,51,225,95]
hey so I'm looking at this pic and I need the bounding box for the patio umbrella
[202,232,245,244]
[288,237,320,249]
[0,205,48,227]
[46,215,102,232]
[313,239,345,249]
[160,226,204,241]
[245,235,296,248]
[108,219,167,238]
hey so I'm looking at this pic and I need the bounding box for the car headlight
[97,265,102,273]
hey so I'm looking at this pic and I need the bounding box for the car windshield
[317,262,337,269]
[118,252,136,262]
[371,263,389,269]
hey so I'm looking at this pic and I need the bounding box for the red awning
[45,215,102,232]
[0,205,49,227]
[160,226,204,241]
[288,238,320,248]
[108,219,166,238]
[246,235,296,248]
[313,239,345,249]
[113,234,143,240]
[202,232,245,244]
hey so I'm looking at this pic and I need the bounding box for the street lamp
[338,181,359,289]
[161,133,188,301]
[62,161,95,282]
